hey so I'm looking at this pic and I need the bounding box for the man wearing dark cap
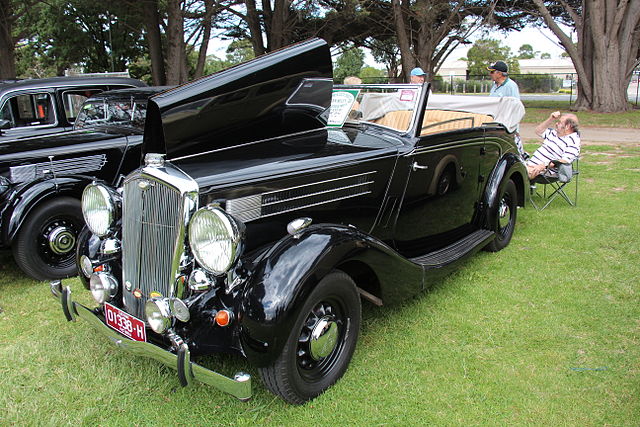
[487,60,520,98]
[488,60,523,155]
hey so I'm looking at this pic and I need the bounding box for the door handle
[412,161,428,171]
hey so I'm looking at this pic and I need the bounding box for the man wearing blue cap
[410,67,427,84]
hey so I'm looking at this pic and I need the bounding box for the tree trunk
[533,0,640,112]
[166,0,185,85]
[142,0,166,85]
[245,0,266,55]
[194,0,214,79]
[392,0,415,82]
[0,0,16,79]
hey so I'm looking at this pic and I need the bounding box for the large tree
[515,0,640,112]
[466,38,520,76]
[391,0,501,82]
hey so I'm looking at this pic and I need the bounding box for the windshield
[74,97,148,131]
[329,84,423,133]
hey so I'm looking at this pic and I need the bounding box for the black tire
[484,179,518,252]
[259,270,361,404]
[12,197,83,281]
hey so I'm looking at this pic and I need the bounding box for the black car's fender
[239,223,423,367]
[2,176,92,245]
[480,152,528,231]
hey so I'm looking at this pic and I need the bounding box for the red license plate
[105,302,147,342]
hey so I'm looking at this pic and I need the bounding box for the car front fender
[239,223,423,367]
[3,176,92,245]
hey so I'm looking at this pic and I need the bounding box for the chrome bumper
[50,281,251,401]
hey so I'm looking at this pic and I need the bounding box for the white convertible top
[427,94,525,133]
[359,91,525,133]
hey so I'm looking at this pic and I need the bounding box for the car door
[392,124,485,257]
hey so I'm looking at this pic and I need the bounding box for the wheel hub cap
[309,316,339,360]
[498,200,510,229]
[48,226,76,255]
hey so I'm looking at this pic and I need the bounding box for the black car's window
[62,89,104,123]
[74,97,148,131]
[333,84,422,134]
[0,92,56,128]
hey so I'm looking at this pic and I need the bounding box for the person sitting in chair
[527,111,581,179]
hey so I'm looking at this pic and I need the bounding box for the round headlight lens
[82,184,116,237]
[145,299,171,334]
[188,207,243,275]
[89,272,118,304]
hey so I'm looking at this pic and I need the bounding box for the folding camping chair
[529,159,579,211]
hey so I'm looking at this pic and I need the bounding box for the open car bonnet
[143,38,333,160]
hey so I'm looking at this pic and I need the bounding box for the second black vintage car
[1,86,168,280]
[51,39,527,404]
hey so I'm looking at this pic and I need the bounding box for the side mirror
[0,119,10,130]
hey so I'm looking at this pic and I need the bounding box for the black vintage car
[51,39,528,404]
[1,86,168,280]
[0,76,146,141]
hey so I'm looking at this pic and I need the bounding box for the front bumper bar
[50,281,252,401]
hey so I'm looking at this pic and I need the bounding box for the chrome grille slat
[122,174,186,319]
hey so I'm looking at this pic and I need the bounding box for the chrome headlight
[145,299,171,333]
[89,272,118,304]
[82,183,118,237]
[188,206,244,276]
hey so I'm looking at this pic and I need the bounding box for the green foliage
[359,66,387,83]
[14,0,146,77]
[467,38,520,77]
[540,52,552,59]
[334,47,365,83]
[225,39,255,65]
[1,139,640,424]
[517,44,538,59]
[514,73,562,93]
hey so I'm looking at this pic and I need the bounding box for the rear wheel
[12,197,83,281]
[484,179,517,252]
[259,270,361,404]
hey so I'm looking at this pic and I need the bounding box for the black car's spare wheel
[12,197,83,281]
[484,179,517,252]
[259,270,361,404]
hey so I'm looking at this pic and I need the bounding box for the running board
[409,229,494,268]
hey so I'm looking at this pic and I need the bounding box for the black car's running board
[409,229,494,268]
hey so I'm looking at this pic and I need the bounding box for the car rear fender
[239,223,423,367]
[3,176,92,245]
[480,152,527,230]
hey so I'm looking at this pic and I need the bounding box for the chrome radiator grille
[122,176,185,319]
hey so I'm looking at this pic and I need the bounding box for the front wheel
[259,270,361,404]
[484,179,518,252]
[12,197,83,281]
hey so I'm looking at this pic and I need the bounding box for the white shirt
[527,128,581,166]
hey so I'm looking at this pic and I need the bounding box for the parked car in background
[0,86,169,280]
[51,39,527,404]
[0,76,146,141]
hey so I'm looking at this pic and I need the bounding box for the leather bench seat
[372,109,494,135]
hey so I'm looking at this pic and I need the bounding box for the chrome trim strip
[50,282,251,400]
[226,171,376,222]
[9,154,107,183]
[262,180,375,207]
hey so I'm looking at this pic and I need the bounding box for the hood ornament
[144,153,165,167]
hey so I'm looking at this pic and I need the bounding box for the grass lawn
[521,100,640,128]
[1,143,638,426]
